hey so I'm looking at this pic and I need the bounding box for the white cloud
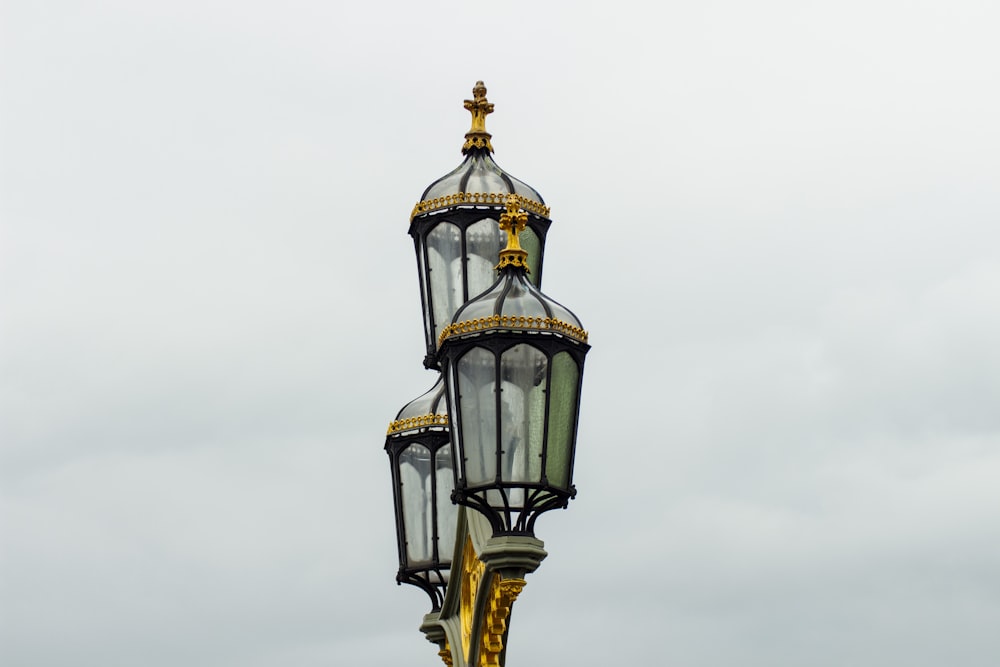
[3,0,1000,665]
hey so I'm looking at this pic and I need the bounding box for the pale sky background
[2,1,1000,665]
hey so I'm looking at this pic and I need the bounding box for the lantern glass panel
[500,276,535,318]
[399,442,433,563]
[464,157,502,193]
[518,227,541,281]
[545,296,581,330]
[545,351,579,489]
[435,444,457,564]
[500,344,547,506]
[417,239,433,345]
[421,158,466,200]
[397,439,458,571]
[457,346,497,485]
[427,222,462,343]
[465,218,504,300]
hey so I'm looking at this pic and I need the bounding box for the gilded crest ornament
[462,80,495,154]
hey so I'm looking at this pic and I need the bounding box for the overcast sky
[2,1,1000,665]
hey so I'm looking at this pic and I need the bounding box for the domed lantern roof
[389,374,450,430]
[409,82,552,369]
[437,196,590,536]
[384,376,458,611]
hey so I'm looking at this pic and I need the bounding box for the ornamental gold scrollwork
[462,80,495,154]
[462,135,494,153]
[459,536,486,661]
[495,251,530,272]
[438,644,454,667]
[410,192,551,220]
[496,194,530,272]
[479,575,526,667]
[386,413,449,435]
[438,315,589,347]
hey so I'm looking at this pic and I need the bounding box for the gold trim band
[411,192,550,221]
[386,413,449,435]
[438,315,588,347]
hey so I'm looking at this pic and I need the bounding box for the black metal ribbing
[457,155,475,193]
[528,279,554,320]
[493,271,515,317]
[498,169,515,193]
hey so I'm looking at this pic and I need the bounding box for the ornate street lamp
[383,83,589,667]
[385,376,458,611]
[437,196,590,537]
[408,81,552,369]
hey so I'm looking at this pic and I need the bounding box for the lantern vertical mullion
[420,233,437,368]
[459,218,470,304]
[414,235,431,360]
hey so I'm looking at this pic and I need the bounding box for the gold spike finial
[462,81,494,154]
[497,194,529,271]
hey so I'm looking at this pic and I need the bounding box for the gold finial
[462,80,494,154]
[497,194,529,271]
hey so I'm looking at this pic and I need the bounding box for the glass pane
[458,286,500,322]
[399,443,433,564]
[435,444,457,566]
[543,294,584,331]
[466,218,504,300]
[417,240,433,345]
[427,222,463,344]
[496,274,537,319]
[545,352,579,489]
[518,227,541,285]
[499,345,548,500]
[457,347,497,485]
[445,366,461,435]
[509,174,543,203]
[463,154,507,194]
[422,158,469,200]
[485,488,505,509]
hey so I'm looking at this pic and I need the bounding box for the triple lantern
[384,81,590,611]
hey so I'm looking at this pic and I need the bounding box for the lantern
[384,376,458,610]
[409,81,551,369]
[438,196,589,536]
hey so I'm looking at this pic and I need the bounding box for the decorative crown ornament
[497,194,530,272]
[462,80,494,154]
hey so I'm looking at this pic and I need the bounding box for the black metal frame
[439,331,589,536]
[385,424,455,612]
[409,207,550,369]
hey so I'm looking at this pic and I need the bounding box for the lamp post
[385,82,589,667]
